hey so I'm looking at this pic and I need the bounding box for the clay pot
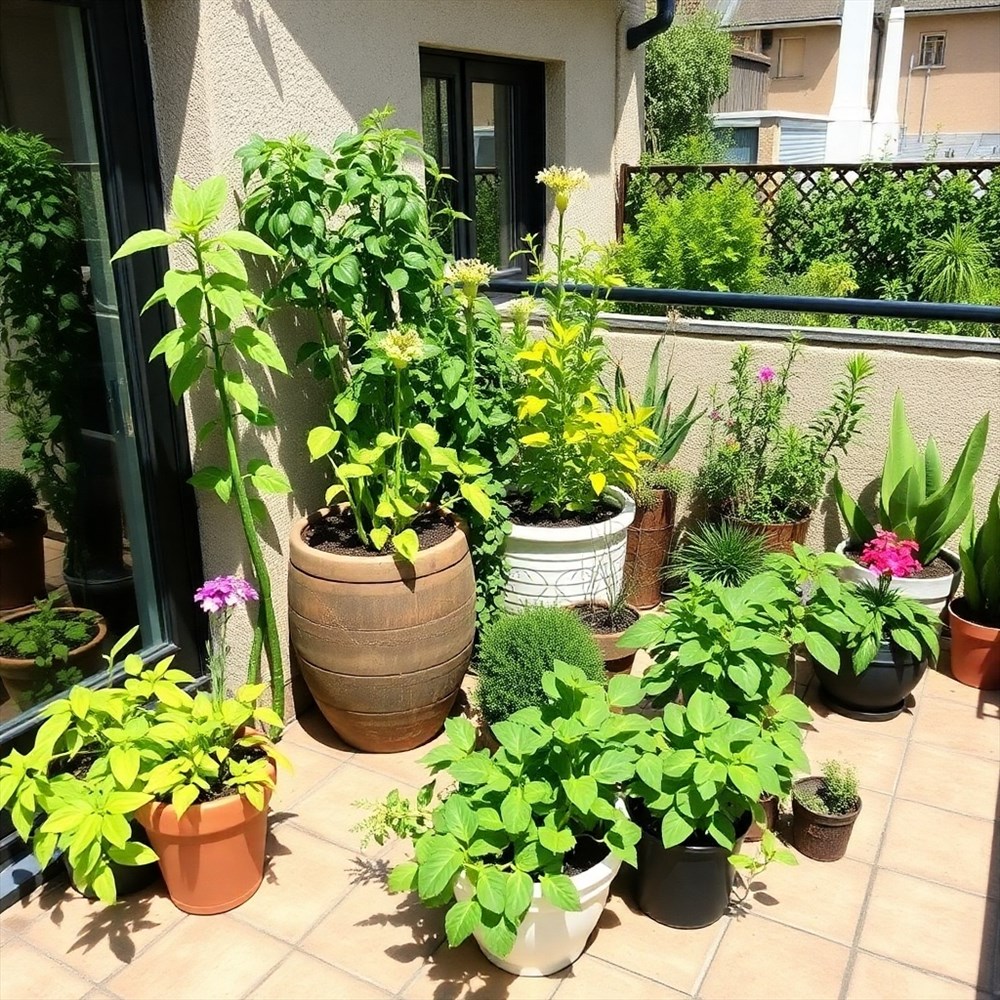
[624,490,676,609]
[0,509,47,612]
[948,598,1000,691]
[744,794,779,843]
[136,759,275,915]
[0,607,107,711]
[568,601,639,673]
[288,509,475,753]
[792,777,861,862]
[726,514,810,555]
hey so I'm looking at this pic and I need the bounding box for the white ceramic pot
[453,848,622,976]
[834,540,961,616]
[502,488,636,610]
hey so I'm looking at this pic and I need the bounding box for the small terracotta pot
[136,758,276,915]
[624,490,676,609]
[0,509,47,612]
[725,514,811,556]
[791,777,860,862]
[0,607,107,711]
[744,794,779,843]
[948,598,1000,691]
[568,601,639,673]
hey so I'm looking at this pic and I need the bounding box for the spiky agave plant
[914,221,991,304]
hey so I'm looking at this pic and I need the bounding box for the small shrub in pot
[792,759,861,862]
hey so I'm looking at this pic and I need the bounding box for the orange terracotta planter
[0,508,47,612]
[136,760,276,915]
[624,490,676,609]
[725,515,811,556]
[948,599,1000,691]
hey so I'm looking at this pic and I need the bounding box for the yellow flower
[444,258,495,304]
[508,297,537,328]
[536,165,589,213]
[377,326,424,370]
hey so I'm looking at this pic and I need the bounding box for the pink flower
[757,366,776,384]
[194,575,260,614]
[858,531,922,579]
[709,408,723,422]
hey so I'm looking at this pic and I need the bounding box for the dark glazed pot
[792,777,861,862]
[0,508,47,613]
[631,800,751,928]
[812,640,930,721]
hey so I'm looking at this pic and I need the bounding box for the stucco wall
[140,0,645,712]
[898,12,1000,135]
[766,26,840,116]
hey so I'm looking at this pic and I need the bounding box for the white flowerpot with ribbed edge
[502,488,635,611]
[834,540,961,616]
[452,847,623,976]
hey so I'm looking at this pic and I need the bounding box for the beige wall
[766,25,840,115]
[141,0,644,712]
[898,12,1000,135]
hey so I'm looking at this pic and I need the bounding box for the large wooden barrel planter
[624,490,676,609]
[287,509,475,753]
[725,514,811,556]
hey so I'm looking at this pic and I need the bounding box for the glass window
[776,37,805,79]
[918,33,946,68]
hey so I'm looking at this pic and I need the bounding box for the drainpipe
[627,0,676,49]
[872,4,906,159]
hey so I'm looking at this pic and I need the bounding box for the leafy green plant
[833,392,990,564]
[958,481,1000,627]
[794,760,859,816]
[366,663,646,957]
[697,337,874,523]
[634,466,688,510]
[670,521,768,588]
[914,221,991,304]
[112,176,289,714]
[0,467,39,531]
[475,607,605,725]
[732,257,858,329]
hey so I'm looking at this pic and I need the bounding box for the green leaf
[189,465,232,503]
[443,796,479,844]
[288,201,313,227]
[803,631,841,673]
[393,529,419,562]
[590,750,635,785]
[111,228,177,261]
[562,776,598,815]
[90,866,117,905]
[540,874,580,912]
[476,867,507,913]
[416,840,464,899]
[168,346,206,402]
[459,481,492,519]
[248,462,292,494]
[444,716,477,754]
[449,755,493,786]
[171,784,200,817]
[504,869,534,923]
[728,763,762,802]
[193,175,228,226]
[772,694,813,724]
[106,842,158,867]
[445,898,481,947]
[607,673,643,708]
[500,788,531,834]
[307,425,341,461]
[214,230,279,257]
[385,268,409,291]
[109,746,141,789]
[660,811,695,849]
[618,614,665,650]
[106,791,153,815]
[686,690,717,734]
[538,825,575,854]
[387,860,419,893]
[479,912,518,958]
[232,327,288,374]
[833,473,875,543]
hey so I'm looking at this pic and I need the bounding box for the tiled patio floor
[1,661,998,1000]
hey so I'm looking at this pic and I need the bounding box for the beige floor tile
[923,666,1000,711]
[106,915,290,1000]
[880,799,999,898]
[352,728,449,788]
[21,883,183,981]
[896,744,1000,821]
[806,681,919,738]
[290,762,418,856]
[270,743,345,813]
[700,917,850,999]
[860,869,998,987]
[229,823,363,942]
[249,950,390,999]
[911,698,1000,762]
[299,869,444,994]
[842,789,892,865]
[585,869,724,993]
[847,952,980,999]
[280,709,357,761]
[554,955,687,999]
[0,937,92,1000]
[802,721,908,794]
[403,940,563,999]
[738,855,871,945]
[0,882,68,937]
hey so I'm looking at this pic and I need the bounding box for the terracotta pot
[0,509,47,612]
[624,490,676,609]
[744,794,779,843]
[136,759,276,915]
[792,777,860,862]
[0,607,107,711]
[726,514,810,556]
[948,598,1000,691]
[288,509,475,753]
[568,601,639,673]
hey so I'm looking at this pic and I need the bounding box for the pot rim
[791,776,862,822]
[506,487,635,543]
[566,600,641,641]
[725,511,812,529]
[949,597,1000,637]
[0,608,108,669]
[835,539,960,595]
[629,800,752,851]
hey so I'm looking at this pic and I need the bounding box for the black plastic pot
[812,640,930,721]
[630,799,751,928]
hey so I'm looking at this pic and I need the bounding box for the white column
[871,5,906,159]
[825,0,876,161]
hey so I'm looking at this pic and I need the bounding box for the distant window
[776,37,805,79]
[918,32,946,67]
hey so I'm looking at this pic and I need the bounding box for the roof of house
[901,0,1000,12]
[706,0,998,29]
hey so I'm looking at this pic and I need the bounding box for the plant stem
[464,299,476,396]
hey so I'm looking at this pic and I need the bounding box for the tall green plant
[112,177,289,715]
[913,222,991,304]
[833,392,990,564]
[958,481,1000,627]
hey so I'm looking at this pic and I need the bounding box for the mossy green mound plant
[794,759,859,817]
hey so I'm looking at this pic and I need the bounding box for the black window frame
[420,49,546,276]
[0,0,204,906]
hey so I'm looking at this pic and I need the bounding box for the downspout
[627,0,676,49]
[870,13,885,118]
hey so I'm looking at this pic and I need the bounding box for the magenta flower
[757,366,776,384]
[858,531,922,579]
[194,575,260,614]
[709,408,723,422]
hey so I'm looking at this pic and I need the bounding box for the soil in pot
[948,598,1000,691]
[628,798,751,928]
[569,602,640,673]
[812,642,929,722]
[792,777,861,862]
[507,495,620,529]
[289,508,475,753]
[0,509,47,612]
[842,546,954,582]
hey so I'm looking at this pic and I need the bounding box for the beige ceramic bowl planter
[288,508,476,753]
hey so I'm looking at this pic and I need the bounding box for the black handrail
[487,278,1000,325]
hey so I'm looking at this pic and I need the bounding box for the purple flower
[194,575,259,614]
[709,408,723,422]
[757,366,776,384]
